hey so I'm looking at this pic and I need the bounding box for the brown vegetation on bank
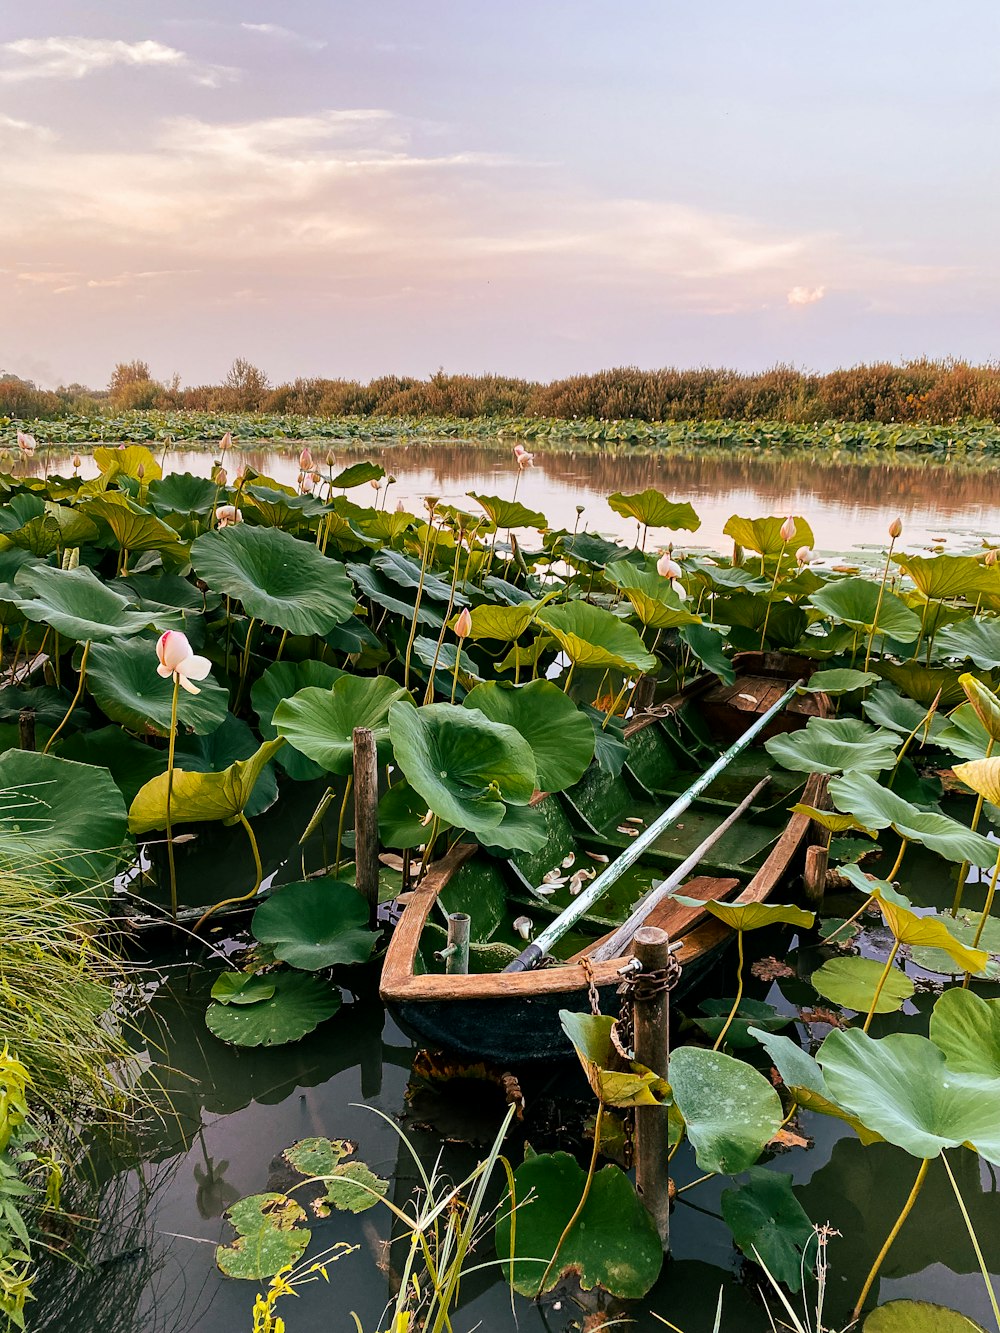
[5,357,1000,423]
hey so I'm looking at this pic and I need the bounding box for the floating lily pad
[721,1168,814,1293]
[284,1138,387,1215]
[206,970,341,1047]
[251,880,377,970]
[864,1302,988,1333]
[216,1192,310,1280]
[811,956,915,1015]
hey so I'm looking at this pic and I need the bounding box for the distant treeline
[5,357,1000,424]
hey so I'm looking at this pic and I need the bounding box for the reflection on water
[26,441,1000,553]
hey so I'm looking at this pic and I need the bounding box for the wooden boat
[381,653,831,1064]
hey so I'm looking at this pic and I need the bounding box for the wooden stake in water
[353,727,380,928]
[633,926,672,1252]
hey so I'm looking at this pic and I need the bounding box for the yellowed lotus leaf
[873,889,989,973]
[953,756,1000,806]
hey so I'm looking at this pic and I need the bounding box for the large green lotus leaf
[250,658,343,780]
[250,879,377,970]
[82,495,184,553]
[0,493,44,533]
[818,1028,1000,1164]
[461,602,537,642]
[175,714,278,819]
[864,1302,988,1333]
[828,772,998,865]
[388,701,536,835]
[206,970,341,1047]
[748,1027,883,1144]
[811,956,915,1015]
[477,800,549,853]
[607,489,700,532]
[720,1168,814,1293]
[245,484,327,527]
[894,553,996,601]
[723,514,814,555]
[191,525,355,634]
[274,676,409,775]
[535,602,656,673]
[958,672,1000,741]
[936,618,1000,668]
[466,492,547,530]
[216,1192,310,1280]
[347,559,443,627]
[909,911,1000,981]
[463,680,594,792]
[0,749,128,891]
[875,660,964,709]
[147,472,219,517]
[604,561,699,630]
[935,706,993,761]
[861,683,948,741]
[714,591,808,651]
[765,716,898,776]
[679,623,736,684]
[4,502,99,557]
[873,891,988,973]
[128,738,285,832]
[672,896,814,933]
[86,636,229,736]
[809,577,921,640]
[119,571,220,614]
[57,724,166,807]
[559,1011,669,1108]
[92,444,162,482]
[694,998,790,1049]
[558,532,631,570]
[496,1150,662,1298]
[929,988,1000,1080]
[14,564,161,642]
[330,461,386,489]
[798,668,880,696]
[668,1046,782,1174]
[377,780,446,849]
[371,548,465,606]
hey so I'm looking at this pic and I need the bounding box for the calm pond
[26,440,1000,1332]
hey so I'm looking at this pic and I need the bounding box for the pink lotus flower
[215,505,243,529]
[888,517,902,539]
[656,552,687,600]
[780,516,797,544]
[454,607,473,639]
[16,431,36,456]
[219,431,232,453]
[301,473,315,494]
[513,444,534,470]
[796,545,811,566]
[156,631,212,695]
[299,447,313,470]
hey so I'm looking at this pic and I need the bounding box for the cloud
[0,113,56,141]
[0,37,237,87]
[240,23,327,51]
[787,285,826,306]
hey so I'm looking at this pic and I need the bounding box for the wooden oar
[587,775,769,963]
[503,679,803,972]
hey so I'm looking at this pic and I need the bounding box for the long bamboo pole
[503,680,803,972]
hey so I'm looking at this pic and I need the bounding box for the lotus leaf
[811,956,915,1015]
[828,772,998,865]
[671,897,814,933]
[605,561,699,629]
[957,672,1000,740]
[837,862,912,907]
[798,668,880,695]
[93,444,161,482]
[679,623,736,684]
[128,738,285,832]
[789,804,877,837]
[274,676,409,774]
[694,998,790,1048]
[861,684,948,740]
[559,1011,669,1107]
[251,880,377,970]
[462,602,537,641]
[466,492,546,530]
[4,502,99,557]
[496,1150,662,1298]
[55,725,164,806]
[953,756,1000,809]
[748,1027,883,1144]
[176,714,278,819]
[910,911,1000,980]
[723,514,814,555]
[283,1137,387,1214]
[607,488,700,532]
[347,559,443,626]
[893,553,995,601]
[864,1302,988,1333]
[120,571,220,614]
[875,660,964,709]
[668,1046,782,1174]
[937,705,994,761]
[15,564,161,642]
[765,716,898,776]
[818,1028,1000,1164]
[245,484,327,526]
[715,592,809,650]
[388,701,536,838]
[476,799,549,854]
[935,618,1000,669]
[809,578,921,640]
[378,781,442,849]
[371,548,466,605]
[191,525,355,634]
[82,495,184,554]
[205,970,341,1047]
[86,635,229,736]
[216,1192,310,1280]
[929,988,1000,1081]
[330,461,385,488]
[210,973,276,1005]
[872,891,988,973]
[720,1168,814,1293]
[250,658,344,779]
[463,680,594,792]
[535,602,656,673]
[0,749,128,891]
[559,532,630,568]
[147,472,219,517]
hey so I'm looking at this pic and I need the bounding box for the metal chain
[614,954,683,1171]
[579,956,602,1017]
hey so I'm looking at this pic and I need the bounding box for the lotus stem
[864,535,896,671]
[940,1151,1000,1332]
[424,532,465,705]
[165,675,181,923]
[862,939,900,1033]
[758,542,786,651]
[449,643,463,704]
[192,811,263,934]
[963,844,1000,987]
[886,837,909,883]
[852,1157,930,1320]
[234,616,257,712]
[601,679,631,730]
[334,775,353,877]
[952,737,994,917]
[538,1102,604,1294]
[713,929,745,1050]
[275,629,289,662]
[42,639,89,754]
[403,514,435,689]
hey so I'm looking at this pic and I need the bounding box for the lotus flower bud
[219,431,232,452]
[370,479,381,490]
[796,546,811,566]
[214,465,228,487]
[311,470,322,485]
[299,447,313,470]
[987,549,998,567]
[656,553,682,580]
[780,516,796,544]
[71,453,82,470]
[137,464,145,479]
[888,517,902,539]
[454,607,473,639]
[301,473,314,494]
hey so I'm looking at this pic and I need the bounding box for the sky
[1,1,998,389]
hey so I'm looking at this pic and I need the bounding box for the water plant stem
[403,515,435,689]
[862,939,900,1032]
[852,1157,930,1320]
[886,837,909,883]
[953,737,995,917]
[864,534,897,671]
[940,1150,1000,1332]
[334,775,353,876]
[42,639,90,754]
[165,676,181,922]
[712,929,745,1051]
[449,643,463,704]
[962,844,1000,988]
[192,811,263,933]
[234,617,257,712]
[758,543,786,651]
[538,1102,604,1293]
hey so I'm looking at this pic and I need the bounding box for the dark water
[33,440,1000,554]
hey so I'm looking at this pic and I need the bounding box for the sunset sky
[1,2,997,389]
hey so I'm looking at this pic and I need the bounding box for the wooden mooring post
[632,925,672,1252]
[18,709,35,752]
[352,727,380,928]
[802,842,829,908]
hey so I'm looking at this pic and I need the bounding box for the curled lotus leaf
[953,755,1000,807]
[559,1011,669,1108]
[82,495,185,554]
[604,560,699,630]
[892,552,997,601]
[958,672,1000,741]
[128,738,285,832]
[14,564,162,642]
[829,771,998,866]
[789,804,877,837]
[861,684,948,740]
[535,601,656,673]
[765,716,899,776]
[723,514,814,556]
[749,1027,883,1144]
[871,889,988,973]
[928,987,1000,1080]
[466,492,547,530]
[672,897,814,933]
